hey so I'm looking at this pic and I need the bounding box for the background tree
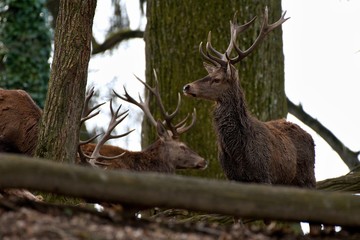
[0,0,51,107]
[144,0,286,178]
[35,0,97,163]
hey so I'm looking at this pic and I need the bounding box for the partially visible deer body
[0,89,41,155]
[0,89,43,201]
[78,73,207,173]
[183,8,315,188]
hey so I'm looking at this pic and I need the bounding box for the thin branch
[92,29,144,55]
[287,98,360,170]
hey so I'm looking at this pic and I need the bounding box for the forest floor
[1,194,360,240]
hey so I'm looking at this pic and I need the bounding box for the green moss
[0,0,52,108]
[145,0,286,179]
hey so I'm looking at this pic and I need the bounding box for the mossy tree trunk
[35,0,97,163]
[144,0,286,179]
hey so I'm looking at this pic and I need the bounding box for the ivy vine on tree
[0,0,52,107]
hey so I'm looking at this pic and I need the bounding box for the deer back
[0,89,42,155]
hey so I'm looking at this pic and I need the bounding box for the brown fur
[0,89,42,155]
[80,133,207,173]
[184,62,316,188]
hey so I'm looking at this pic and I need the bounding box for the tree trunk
[0,153,359,228]
[144,0,286,179]
[35,0,97,163]
[317,170,360,192]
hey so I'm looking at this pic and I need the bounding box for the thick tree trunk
[35,0,97,163]
[0,153,359,228]
[144,0,286,179]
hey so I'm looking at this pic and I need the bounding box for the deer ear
[203,62,218,74]
[156,120,171,140]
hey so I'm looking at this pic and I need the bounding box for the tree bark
[0,153,359,228]
[35,0,97,163]
[144,0,286,179]
[317,170,360,192]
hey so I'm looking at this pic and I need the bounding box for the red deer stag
[79,72,207,173]
[183,8,315,188]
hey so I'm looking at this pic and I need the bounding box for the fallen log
[317,170,360,193]
[0,153,359,227]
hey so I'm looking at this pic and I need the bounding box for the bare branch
[92,29,144,55]
[287,98,360,170]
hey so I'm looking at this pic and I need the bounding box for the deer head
[183,7,288,101]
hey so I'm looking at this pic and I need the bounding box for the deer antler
[114,69,196,139]
[200,7,289,66]
[78,88,134,167]
[87,100,134,167]
[78,87,105,164]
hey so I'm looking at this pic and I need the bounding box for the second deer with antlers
[183,8,315,188]
[79,71,207,173]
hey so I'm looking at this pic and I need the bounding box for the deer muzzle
[183,84,197,97]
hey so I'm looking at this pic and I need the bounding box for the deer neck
[214,81,251,134]
[213,80,257,181]
[140,140,174,172]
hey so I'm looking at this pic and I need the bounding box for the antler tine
[78,87,106,164]
[82,87,106,121]
[205,34,227,67]
[151,69,169,119]
[161,92,183,138]
[88,100,134,166]
[164,92,181,123]
[231,7,289,64]
[83,86,95,110]
[77,133,101,164]
[133,70,178,127]
[201,12,257,66]
[199,41,222,67]
[113,86,158,128]
[206,32,223,59]
[224,12,257,59]
[175,108,197,135]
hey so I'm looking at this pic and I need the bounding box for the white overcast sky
[88,0,360,181]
